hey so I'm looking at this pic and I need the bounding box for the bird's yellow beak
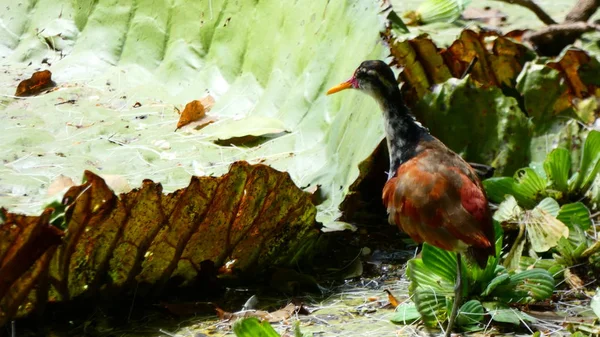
[326,80,353,95]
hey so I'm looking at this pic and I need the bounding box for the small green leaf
[416,0,472,24]
[514,168,548,204]
[484,178,523,206]
[493,269,555,303]
[233,317,281,337]
[484,168,546,208]
[411,286,449,327]
[543,148,571,193]
[557,202,592,230]
[391,303,421,325]
[575,130,600,192]
[421,243,459,284]
[516,63,567,125]
[407,258,453,294]
[591,288,600,319]
[482,273,510,296]
[482,302,537,325]
[456,300,484,327]
[554,236,589,266]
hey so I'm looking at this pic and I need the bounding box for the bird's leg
[445,253,462,337]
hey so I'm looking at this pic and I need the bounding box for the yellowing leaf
[526,207,569,253]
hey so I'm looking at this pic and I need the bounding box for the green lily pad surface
[0,0,387,229]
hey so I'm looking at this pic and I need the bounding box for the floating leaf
[526,204,569,253]
[14,70,56,97]
[233,317,281,337]
[482,273,510,297]
[385,289,400,308]
[410,282,449,327]
[493,195,522,223]
[492,269,555,304]
[407,258,454,295]
[203,116,289,147]
[456,299,484,327]
[0,0,387,233]
[484,168,546,208]
[557,202,592,231]
[482,302,536,325]
[391,302,421,325]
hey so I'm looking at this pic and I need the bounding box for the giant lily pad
[0,0,387,230]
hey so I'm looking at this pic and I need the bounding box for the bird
[327,60,495,336]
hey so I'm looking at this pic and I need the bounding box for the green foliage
[414,77,532,176]
[516,63,568,125]
[489,269,555,304]
[574,131,600,193]
[456,300,484,328]
[391,303,421,324]
[233,318,281,337]
[404,220,555,330]
[484,130,600,207]
[544,148,570,193]
[486,130,600,272]
[482,302,536,325]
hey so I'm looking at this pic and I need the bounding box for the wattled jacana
[327,60,496,336]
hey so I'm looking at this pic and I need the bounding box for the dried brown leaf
[176,96,217,130]
[384,289,400,308]
[15,70,57,97]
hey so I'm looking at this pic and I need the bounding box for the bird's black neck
[378,90,430,179]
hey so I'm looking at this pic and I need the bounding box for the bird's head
[326,60,398,100]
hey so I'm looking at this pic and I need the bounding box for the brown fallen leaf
[384,289,400,308]
[176,96,217,130]
[15,70,57,97]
